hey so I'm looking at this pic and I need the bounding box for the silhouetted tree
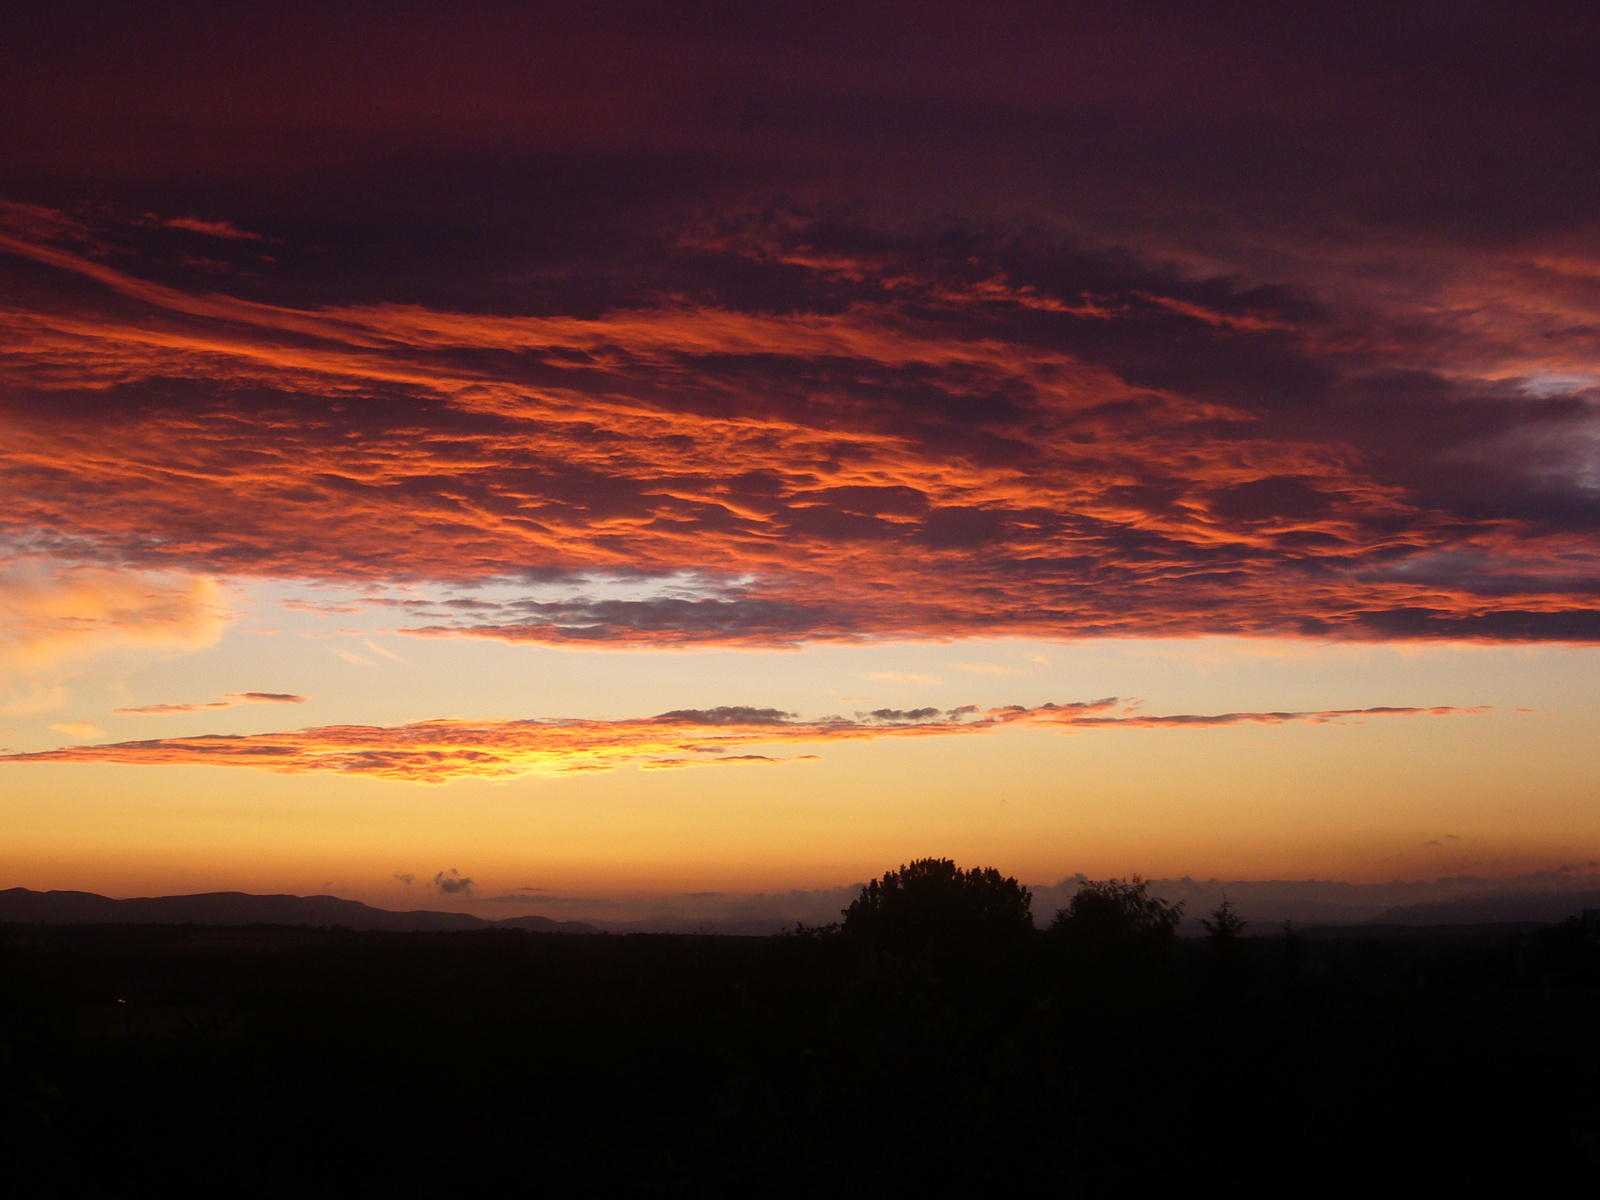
[1050,876,1184,945]
[1049,876,1190,972]
[1200,898,1250,993]
[1202,897,1248,944]
[841,858,1033,955]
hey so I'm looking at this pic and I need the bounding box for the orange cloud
[2,213,1598,645]
[0,559,225,715]
[0,560,225,673]
[0,700,1484,783]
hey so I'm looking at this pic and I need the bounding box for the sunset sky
[3,3,1598,919]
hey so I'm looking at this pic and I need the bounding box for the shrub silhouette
[841,858,1033,955]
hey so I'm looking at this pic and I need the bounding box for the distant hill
[1026,872,1600,932]
[1369,890,1600,926]
[7,882,1596,937]
[585,916,803,937]
[0,888,596,934]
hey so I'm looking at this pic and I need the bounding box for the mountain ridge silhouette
[0,887,597,933]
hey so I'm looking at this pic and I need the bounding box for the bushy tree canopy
[842,858,1034,954]
[1050,876,1184,945]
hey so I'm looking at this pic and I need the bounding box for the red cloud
[2,215,1598,646]
[0,700,1484,784]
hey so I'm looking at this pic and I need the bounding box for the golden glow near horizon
[5,16,1600,917]
[3,580,1596,916]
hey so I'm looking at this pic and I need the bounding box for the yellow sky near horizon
[3,573,1596,915]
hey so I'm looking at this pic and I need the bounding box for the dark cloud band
[3,6,1599,645]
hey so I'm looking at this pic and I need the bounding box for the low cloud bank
[0,699,1481,783]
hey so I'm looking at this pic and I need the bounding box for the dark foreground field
[4,912,1599,1193]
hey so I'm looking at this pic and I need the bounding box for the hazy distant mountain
[494,912,601,933]
[7,879,1597,936]
[587,916,806,937]
[1026,872,1600,931]
[0,888,596,934]
[1369,890,1600,926]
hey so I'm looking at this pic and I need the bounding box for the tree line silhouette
[3,858,1598,1193]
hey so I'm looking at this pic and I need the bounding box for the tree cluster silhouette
[3,861,1598,1193]
[841,857,1033,955]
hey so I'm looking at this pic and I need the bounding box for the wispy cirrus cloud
[155,216,262,241]
[0,699,1484,783]
[113,691,306,715]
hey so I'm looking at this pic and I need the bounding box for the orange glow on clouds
[2,211,1598,647]
[1,700,1483,783]
[2,7,1598,897]
[0,558,225,714]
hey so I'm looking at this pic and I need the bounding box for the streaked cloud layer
[2,5,1597,907]
[2,5,1599,648]
[1,700,1481,783]
[3,211,1597,646]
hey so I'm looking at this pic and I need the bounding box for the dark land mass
[4,902,1600,1191]
[11,881,1600,937]
[0,887,597,933]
